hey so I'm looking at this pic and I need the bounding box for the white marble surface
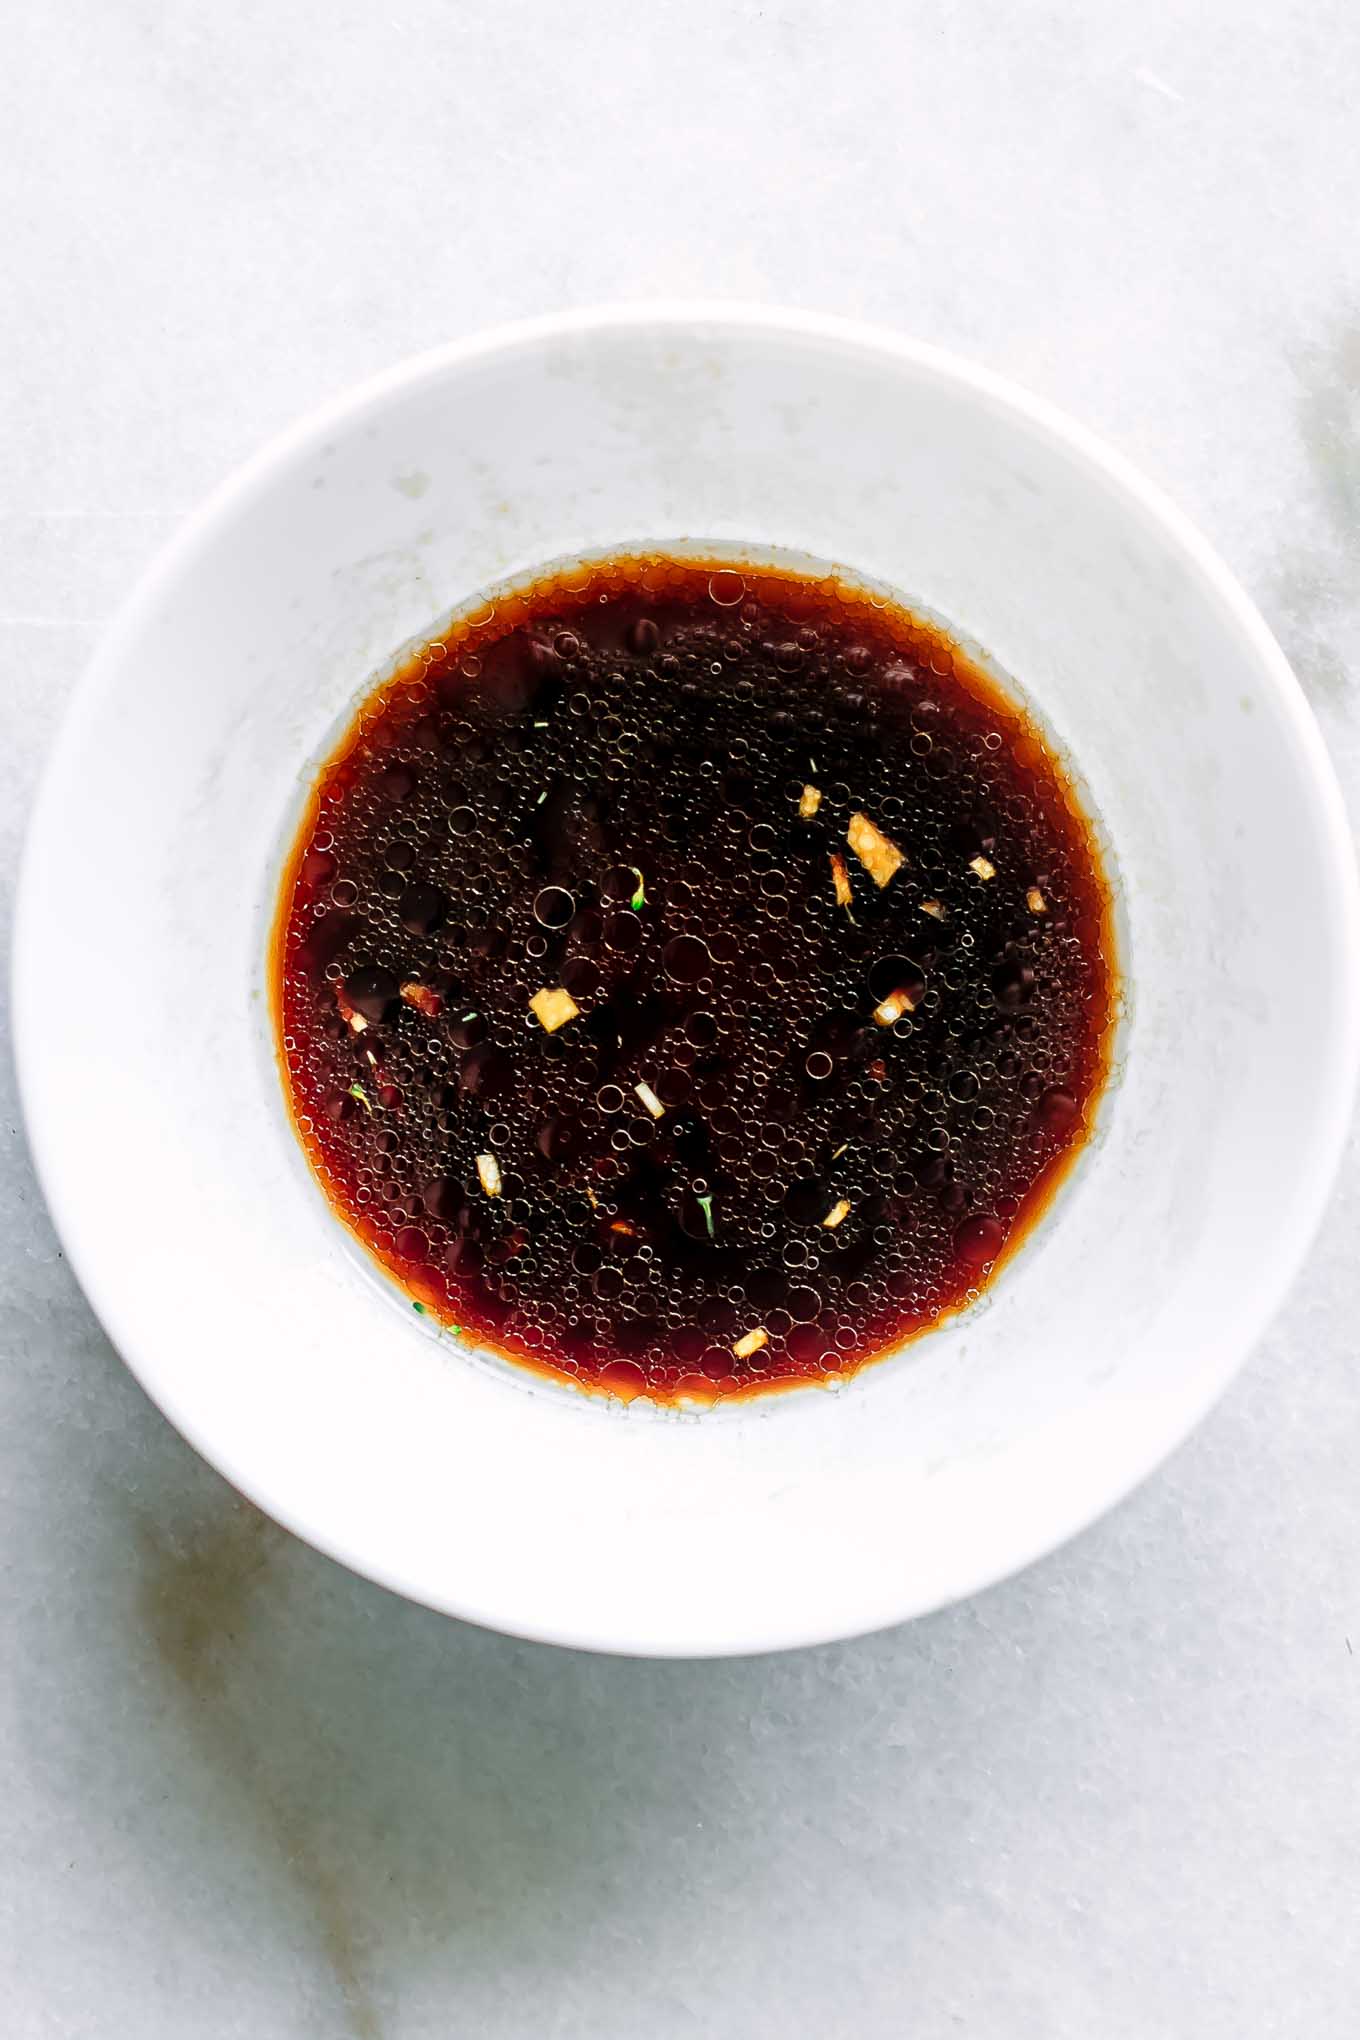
[4,4,1359,2033]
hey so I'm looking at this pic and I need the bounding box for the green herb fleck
[536,789,549,805]
[696,1192,715,1238]
[629,870,647,911]
[348,1082,374,1114]
[412,1301,426,1315]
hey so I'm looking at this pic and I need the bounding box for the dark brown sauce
[274,554,1117,1405]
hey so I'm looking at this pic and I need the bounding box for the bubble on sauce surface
[663,934,709,983]
[276,553,1115,1402]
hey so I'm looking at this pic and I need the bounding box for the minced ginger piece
[873,986,919,1027]
[799,783,822,818]
[830,852,854,908]
[634,1080,665,1119]
[529,986,580,1033]
[920,898,947,921]
[335,986,368,1033]
[476,1153,502,1197]
[822,1198,852,1230]
[400,981,442,1019]
[732,1326,769,1360]
[847,811,904,888]
[1026,886,1048,915]
[969,853,997,881]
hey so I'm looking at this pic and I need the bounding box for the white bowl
[15,307,1359,1656]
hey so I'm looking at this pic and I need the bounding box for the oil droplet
[708,569,745,607]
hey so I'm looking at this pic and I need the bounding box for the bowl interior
[16,312,1358,1654]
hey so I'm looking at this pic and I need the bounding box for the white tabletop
[4,5,1359,2034]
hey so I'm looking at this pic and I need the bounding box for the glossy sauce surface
[275,555,1117,1403]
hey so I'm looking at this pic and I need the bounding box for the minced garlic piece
[1026,886,1048,915]
[732,1326,769,1360]
[634,1080,665,1119]
[847,811,904,888]
[400,981,442,1019]
[475,1153,502,1197]
[799,783,822,818]
[873,986,918,1026]
[969,853,997,881]
[529,986,580,1033]
[830,852,853,908]
[822,1198,852,1230]
[920,898,947,921]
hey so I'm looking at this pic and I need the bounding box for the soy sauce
[275,555,1116,1404]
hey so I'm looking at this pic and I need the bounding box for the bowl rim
[14,301,1360,1655]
